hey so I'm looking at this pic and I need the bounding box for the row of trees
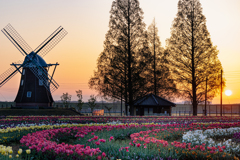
[88,0,225,116]
[60,91,118,115]
[60,90,97,113]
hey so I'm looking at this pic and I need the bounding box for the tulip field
[1,116,240,159]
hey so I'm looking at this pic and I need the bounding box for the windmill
[0,24,67,108]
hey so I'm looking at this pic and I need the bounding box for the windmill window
[39,80,43,86]
[27,91,32,98]
[21,80,24,86]
[22,69,25,75]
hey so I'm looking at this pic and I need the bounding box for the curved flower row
[0,122,125,133]
[182,127,240,154]
[20,126,101,158]
[0,122,130,144]
[4,120,226,134]
[20,124,142,159]
[2,115,240,127]
[19,123,240,160]
[129,125,240,159]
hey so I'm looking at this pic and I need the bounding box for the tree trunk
[191,1,197,116]
[125,44,128,116]
[127,0,134,116]
[153,19,156,96]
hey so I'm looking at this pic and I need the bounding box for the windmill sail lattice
[0,60,23,87]
[34,26,68,57]
[2,24,32,55]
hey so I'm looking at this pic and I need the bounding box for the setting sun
[225,90,232,96]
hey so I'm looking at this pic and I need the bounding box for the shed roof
[133,93,176,107]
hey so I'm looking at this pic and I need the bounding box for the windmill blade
[28,60,59,93]
[34,26,67,57]
[0,60,23,87]
[1,24,32,56]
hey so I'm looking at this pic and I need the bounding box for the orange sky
[0,0,240,103]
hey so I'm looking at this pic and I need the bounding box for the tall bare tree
[166,0,225,115]
[88,95,97,115]
[89,0,151,116]
[60,92,72,109]
[76,90,84,113]
[147,18,178,100]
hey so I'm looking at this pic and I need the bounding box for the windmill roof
[24,52,47,67]
[133,93,176,107]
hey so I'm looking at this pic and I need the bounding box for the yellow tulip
[18,149,22,154]
[26,149,31,154]
[2,149,6,155]
[9,155,12,158]
[16,154,19,158]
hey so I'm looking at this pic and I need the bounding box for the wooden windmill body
[15,54,54,108]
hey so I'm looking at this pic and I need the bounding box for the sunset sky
[0,0,240,104]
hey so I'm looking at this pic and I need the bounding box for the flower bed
[19,123,240,160]
[1,116,240,159]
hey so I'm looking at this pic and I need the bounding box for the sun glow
[225,90,232,96]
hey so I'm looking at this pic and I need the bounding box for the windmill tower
[0,24,67,108]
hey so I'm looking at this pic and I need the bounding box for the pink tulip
[102,152,106,157]
[99,139,106,143]
[109,136,114,142]
[95,141,100,145]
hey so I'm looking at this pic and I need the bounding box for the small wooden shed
[133,93,176,116]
